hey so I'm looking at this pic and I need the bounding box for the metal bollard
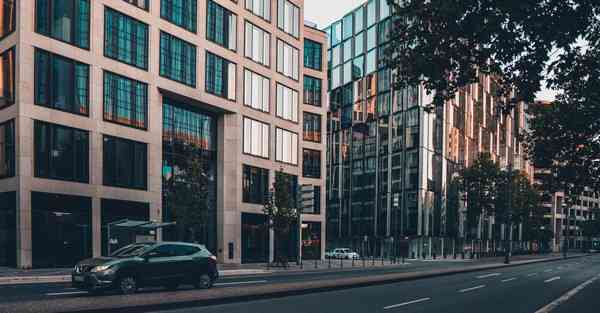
[381,256,384,266]
[340,256,343,268]
[362,256,366,268]
[328,256,331,269]
[352,256,355,267]
[372,256,375,266]
[315,259,318,269]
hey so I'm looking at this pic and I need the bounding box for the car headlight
[91,265,113,273]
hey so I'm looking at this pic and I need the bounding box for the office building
[324,0,532,257]
[0,0,327,268]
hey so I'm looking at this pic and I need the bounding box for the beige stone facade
[0,0,327,268]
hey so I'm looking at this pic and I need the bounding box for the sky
[303,0,558,102]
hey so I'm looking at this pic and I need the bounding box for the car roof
[139,241,207,249]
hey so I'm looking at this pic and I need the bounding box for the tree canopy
[388,0,600,106]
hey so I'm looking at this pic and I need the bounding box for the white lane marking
[544,277,561,283]
[213,280,268,287]
[458,285,486,293]
[535,273,600,313]
[501,278,517,283]
[544,269,553,273]
[477,273,500,279]
[46,291,88,296]
[527,273,538,277]
[383,297,431,310]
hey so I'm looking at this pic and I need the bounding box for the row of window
[242,164,321,213]
[32,120,148,189]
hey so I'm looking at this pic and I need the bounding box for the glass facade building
[325,0,532,258]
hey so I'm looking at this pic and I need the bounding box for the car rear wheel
[118,276,138,295]
[194,274,213,289]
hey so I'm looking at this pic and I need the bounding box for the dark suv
[72,242,219,294]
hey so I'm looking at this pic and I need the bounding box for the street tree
[263,169,299,267]
[163,143,213,244]
[457,153,501,240]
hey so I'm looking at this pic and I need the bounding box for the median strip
[383,297,431,310]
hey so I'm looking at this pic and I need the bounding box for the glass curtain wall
[162,98,217,253]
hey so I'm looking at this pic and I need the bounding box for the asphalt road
[145,255,600,313]
[0,258,477,304]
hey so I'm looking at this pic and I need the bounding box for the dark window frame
[34,0,90,49]
[160,0,198,33]
[206,0,237,51]
[159,31,197,87]
[303,111,322,143]
[34,120,89,183]
[0,47,15,109]
[303,75,322,107]
[104,7,149,70]
[242,164,269,205]
[103,135,148,190]
[122,0,150,11]
[303,39,322,71]
[0,0,16,40]
[103,71,149,130]
[0,119,15,179]
[302,148,321,179]
[34,48,90,116]
[205,51,236,101]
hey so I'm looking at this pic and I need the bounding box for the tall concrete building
[0,0,327,268]
[324,0,532,257]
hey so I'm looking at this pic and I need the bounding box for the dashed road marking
[477,273,500,279]
[501,278,517,283]
[459,285,486,293]
[384,297,431,310]
[46,291,88,296]
[535,274,600,313]
[544,277,561,283]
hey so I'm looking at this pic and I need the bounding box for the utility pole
[505,161,513,264]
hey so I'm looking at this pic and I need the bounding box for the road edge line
[534,273,600,313]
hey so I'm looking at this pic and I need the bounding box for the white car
[329,248,360,259]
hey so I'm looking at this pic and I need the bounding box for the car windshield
[111,243,153,258]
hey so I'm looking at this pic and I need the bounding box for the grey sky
[303,0,557,101]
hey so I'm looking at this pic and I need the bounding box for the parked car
[72,242,219,294]
[327,248,360,259]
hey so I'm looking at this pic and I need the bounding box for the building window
[0,47,15,109]
[163,98,216,152]
[34,49,89,116]
[123,0,149,10]
[245,21,271,67]
[103,135,147,190]
[160,0,197,33]
[103,71,148,130]
[276,128,298,165]
[159,31,197,87]
[276,83,298,122]
[303,112,321,143]
[34,121,89,183]
[244,69,270,112]
[277,39,299,80]
[242,164,269,204]
[303,149,321,178]
[0,0,15,39]
[104,7,149,70]
[304,39,322,71]
[313,186,321,214]
[303,75,321,106]
[206,0,237,51]
[0,119,14,179]
[277,0,299,38]
[35,0,90,49]
[243,117,269,159]
[245,0,271,21]
[0,192,16,266]
[205,51,236,100]
[31,192,92,268]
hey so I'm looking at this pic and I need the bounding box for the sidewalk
[0,252,579,285]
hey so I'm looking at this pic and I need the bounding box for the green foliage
[457,153,500,236]
[387,0,600,105]
[263,169,299,262]
[163,143,212,243]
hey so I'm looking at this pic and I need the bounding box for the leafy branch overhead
[387,0,600,106]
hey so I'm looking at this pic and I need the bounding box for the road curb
[22,254,588,313]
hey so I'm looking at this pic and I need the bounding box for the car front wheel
[195,274,213,289]
[117,276,138,295]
